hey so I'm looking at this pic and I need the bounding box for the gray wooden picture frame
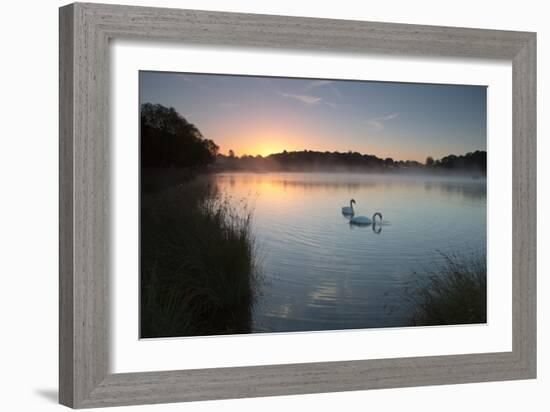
[59,2,536,408]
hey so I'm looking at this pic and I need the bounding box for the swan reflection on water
[347,220,384,233]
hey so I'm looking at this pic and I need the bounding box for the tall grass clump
[408,252,486,326]
[140,177,259,338]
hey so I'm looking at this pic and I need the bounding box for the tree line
[141,103,218,168]
[215,150,486,173]
[141,103,486,173]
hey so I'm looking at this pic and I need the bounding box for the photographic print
[139,72,487,339]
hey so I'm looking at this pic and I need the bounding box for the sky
[139,71,487,162]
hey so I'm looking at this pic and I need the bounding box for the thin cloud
[305,80,333,90]
[278,92,322,105]
[305,80,342,100]
[277,92,337,109]
[373,113,399,121]
[366,113,399,132]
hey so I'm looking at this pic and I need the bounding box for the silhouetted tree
[141,103,218,168]
[434,151,486,172]
[426,156,434,166]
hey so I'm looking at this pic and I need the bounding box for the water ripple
[215,172,486,332]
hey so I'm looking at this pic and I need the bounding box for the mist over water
[213,172,486,332]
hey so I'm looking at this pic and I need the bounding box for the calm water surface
[213,172,486,332]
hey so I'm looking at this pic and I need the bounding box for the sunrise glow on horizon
[139,72,487,162]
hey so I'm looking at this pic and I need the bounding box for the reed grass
[140,176,259,338]
[408,252,487,326]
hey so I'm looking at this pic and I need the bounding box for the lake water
[213,172,486,333]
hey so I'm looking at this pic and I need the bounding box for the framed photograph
[59,2,536,408]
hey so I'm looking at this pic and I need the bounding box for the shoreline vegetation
[407,253,487,326]
[140,102,486,336]
[140,103,259,338]
[140,177,259,338]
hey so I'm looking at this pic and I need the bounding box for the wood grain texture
[512,35,537,374]
[59,2,537,408]
[59,4,74,406]
[60,3,110,407]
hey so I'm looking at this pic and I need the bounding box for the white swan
[342,199,356,215]
[350,212,383,226]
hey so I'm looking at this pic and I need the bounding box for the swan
[350,212,383,226]
[342,199,356,215]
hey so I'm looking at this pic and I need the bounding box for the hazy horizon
[140,71,487,162]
